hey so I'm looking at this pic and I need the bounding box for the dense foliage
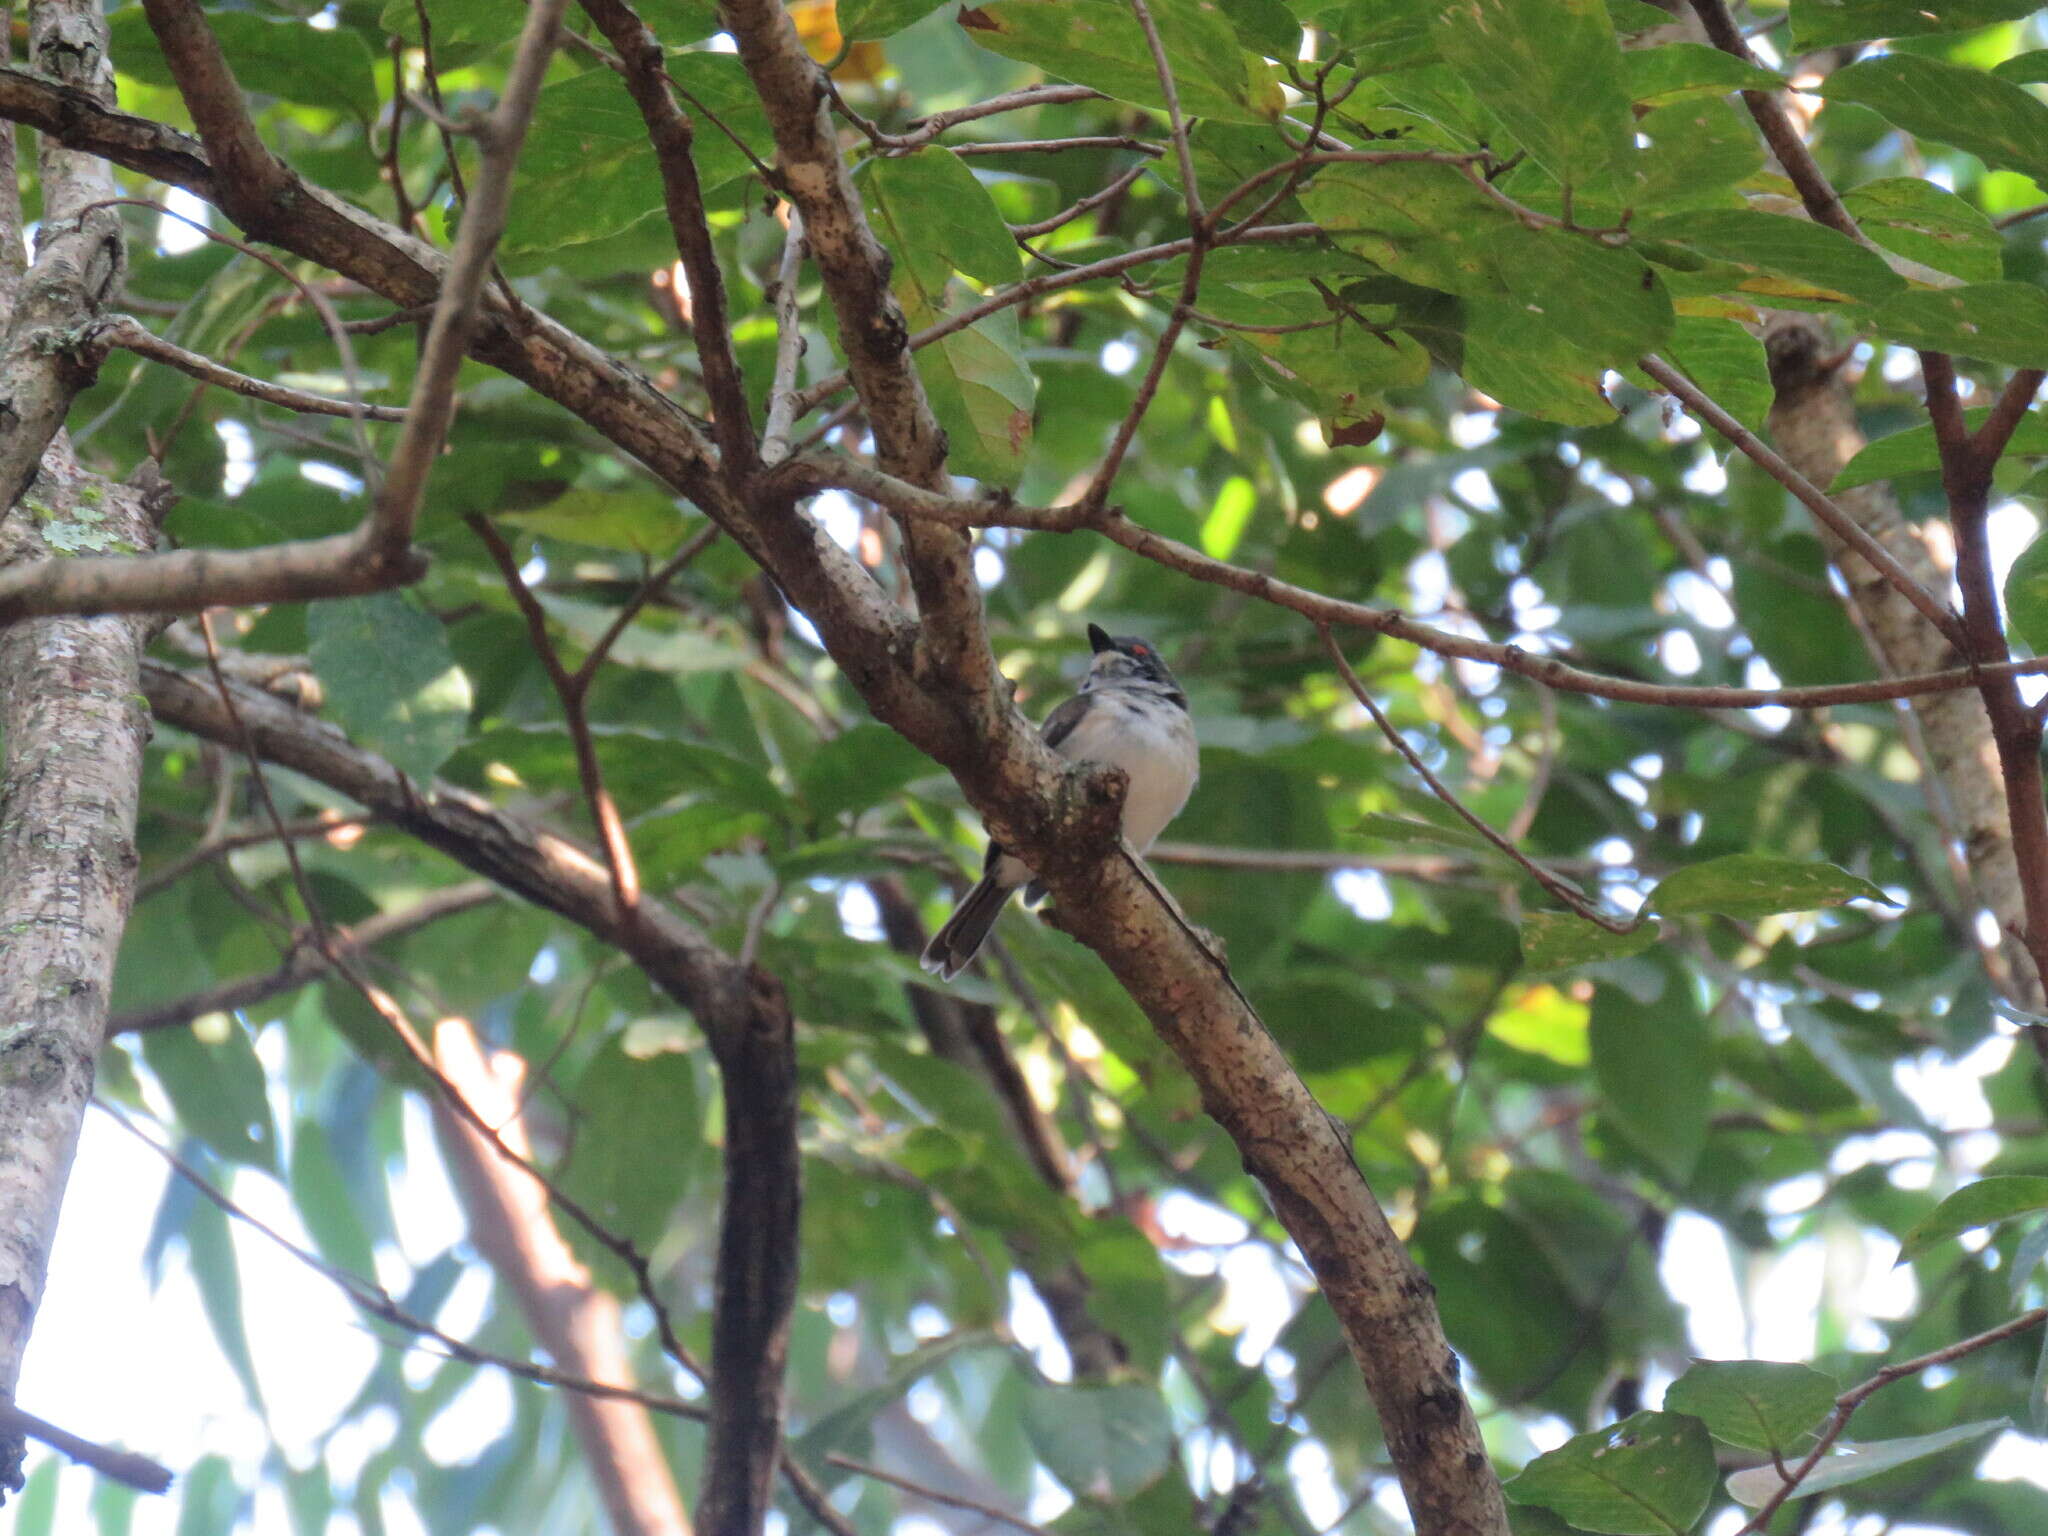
[7,0,2048,1533]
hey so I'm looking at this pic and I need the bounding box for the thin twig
[1640,353,1965,647]
[758,209,809,466]
[100,315,408,420]
[468,514,642,923]
[774,450,2048,712]
[1319,626,1636,932]
[826,1453,1054,1536]
[108,880,497,1034]
[1732,1308,2048,1533]
[370,0,570,560]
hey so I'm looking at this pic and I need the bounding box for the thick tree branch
[721,0,994,706]
[697,972,800,1536]
[1924,356,2048,1000]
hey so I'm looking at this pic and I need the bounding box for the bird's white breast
[1054,688,1199,851]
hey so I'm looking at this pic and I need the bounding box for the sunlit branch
[772,450,2048,712]
[1640,353,1965,647]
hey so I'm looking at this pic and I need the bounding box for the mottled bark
[0,0,155,1495]
[1765,317,2040,1007]
[431,1019,693,1536]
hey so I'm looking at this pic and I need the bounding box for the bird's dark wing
[1038,693,1093,752]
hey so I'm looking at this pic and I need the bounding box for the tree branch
[577,0,757,473]
[1733,1307,2048,1533]
[721,0,994,705]
[0,1401,171,1496]
[697,971,800,1536]
[1640,353,1965,647]
[98,314,409,420]
[773,450,2048,712]
[0,0,156,1463]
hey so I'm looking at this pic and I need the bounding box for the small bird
[921,623,1199,980]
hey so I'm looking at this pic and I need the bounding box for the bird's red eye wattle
[1132,645,1150,658]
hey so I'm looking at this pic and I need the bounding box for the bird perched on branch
[921,623,1199,980]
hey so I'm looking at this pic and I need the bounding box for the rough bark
[1764,317,2041,1007]
[431,1018,693,1536]
[0,0,155,1493]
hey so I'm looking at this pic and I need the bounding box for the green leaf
[142,1020,279,1172]
[1504,1410,1718,1535]
[838,0,942,40]
[499,488,693,555]
[1520,912,1660,974]
[1590,983,1711,1184]
[2012,1216,2048,1307]
[560,1029,704,1249]
[1465,299,1619,426]
[1635,209,1905,309]
[1433,0,1634,200]
[1302,160,1515,297]
[1841,178,2003,285]
[175,1455,239,1536]
[1996,50,2048,85]
[289,1121,379,1286]
[309,591,474,784]
[1629,98,1765,208]
[1792,0,2042,51]
[1648,855,1892,919]
[1019,1381,1175,1500]
[185,1195,267,1412]
[796,722,938,821]
[1487,227,1674,366]
[1874,283,2048,369]
[1898,1175,2048,1260]
[958,0,1282,125]
[9,1457,59,1536]
[1725,1420,2009,1506]
[1661,315,1772,433]
[1621,41,1781,106]
[112,9,379,121]
[1665,1361,1838,1455]
[1821,55,2048,186]
[918,308,1038,480]
[507,57,768,253]
[861,150,1021,292]
[1839,407,2048,492]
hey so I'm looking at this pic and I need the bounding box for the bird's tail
[920,873,1014,980]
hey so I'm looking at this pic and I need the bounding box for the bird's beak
[1087,623,1114,654]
